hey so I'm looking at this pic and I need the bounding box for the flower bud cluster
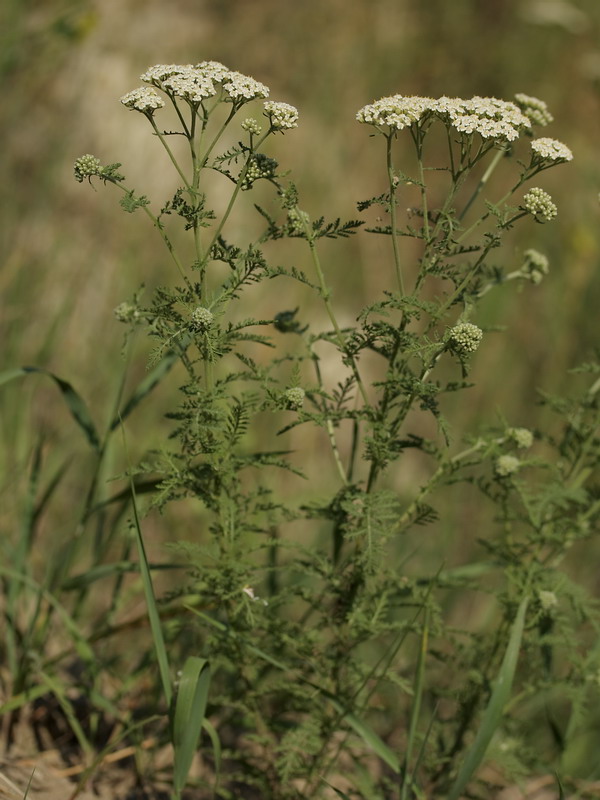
[520,249,549,284]
[284,387,305,410]
[495,454,521,477]
[189,306,214,333]
[241,118,262,135]
[74,154,102,182]
[114,302,141,323]
[241,153,277,190]
[447,322,483,356]
[507,427,534,449]
[514,93,553,126]
[264,101,300,130]
[286,207,310,233]
[523,187,558,222]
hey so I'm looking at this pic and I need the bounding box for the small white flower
[242,585,268,606]
[263,101,299,130]
[523,187,558,221]
[223,71,269,102]
[531,137,573,162]
[120,87,165,114]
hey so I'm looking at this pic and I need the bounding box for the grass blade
[172,656,212,795]
[0,367,100,450]
[128,467,173,706]
[401,607,429,799]
[448,596,529,800]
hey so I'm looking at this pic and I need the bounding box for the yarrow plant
[71,64,599,799]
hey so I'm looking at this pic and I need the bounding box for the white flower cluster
[135,62,271,107]
[523,187,558,221]
[120,86,165,114]
[507,427,534,449]
[531,137,573,162]
[222,71,269,102]
[495,454,521,477]
[241,118,262,135]
[162,72,216,103]
[190,306,214,333]
[440,96,530,141]
[263,101,299,130]
[520,248,549,284]
[514,93,553,126]
[74,154,102,182]
[356,95,434,130]
[356,94,531,142]
[447,322,483,355]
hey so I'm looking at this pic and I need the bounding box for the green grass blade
[202,718,222,784]
[110,352,178,430]
[321,780,353,800]
[128,469,173,706]
[0,367,100,450]
[401,607,429,800]
[448,596,529,800]
[172,656,212,795]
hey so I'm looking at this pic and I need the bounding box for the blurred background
[1,0,599,567]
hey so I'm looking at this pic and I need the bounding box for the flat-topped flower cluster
[119,62,299,131]
[356,93,572,157]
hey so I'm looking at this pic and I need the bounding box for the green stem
[395,439,488,531]
[310,349,348,486]
[458,146,506,222]
[149,118,191,189]
[300,215,370,409]
[201,130,271,270]
[387,134,405,295]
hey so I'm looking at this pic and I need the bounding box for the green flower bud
[74,154,102,182]
[284,387,305,410]
[190,306,214,333]
[495,454,521,477]
[447,322,483,356]
[508,427,534,449]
